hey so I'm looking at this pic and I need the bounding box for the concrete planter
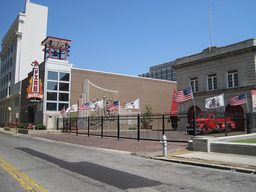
[18,129,48,134]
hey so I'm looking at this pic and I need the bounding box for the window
[190,77,198,92]
[11,44,13,52]
[167,67,172,80]
[59,103,68,112]
[14,97,19,106]
[157,69,162,79]
[59,93,69,101]
[47,92,57,101]
[10,58,12,66]
[227,70,238,88]
[46,71,70,111]
[46,103,57,111]
[60,72,69,81]
[152,71,157,78]
[172,69,177,81]
[48,71,58,80]
[47,82,58,90]
[208,73,217,90]
[162,68,166,80]
[59,83,69,91]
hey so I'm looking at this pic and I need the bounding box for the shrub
[128,127,137,130]
[36,124,46,130]
[17,123,24,128]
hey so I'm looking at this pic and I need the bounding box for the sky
[1,0,256,77]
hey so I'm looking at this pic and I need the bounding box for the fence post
[69,118,71,133]
[247,113,252,134]
[117,114,120,140]
[88,116,90,137]
[250,112,252,134]
[76,117,78,136]
[62,118,64,133]
[137,113,140,141]
[224,112,227,136]
[101,115,103,138]
[162,114,165,136]
[57,118,59,130]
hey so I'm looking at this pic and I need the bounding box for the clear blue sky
[1,0,256,76]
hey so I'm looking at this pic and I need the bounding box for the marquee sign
[26,61,44,102]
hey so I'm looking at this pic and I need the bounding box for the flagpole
[191,87,197,136]
[139,98,140,114]
[118,100,120,115]
[223,93,225,112]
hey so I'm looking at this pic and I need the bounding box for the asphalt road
[0,132,256,192]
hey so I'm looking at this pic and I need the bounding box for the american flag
[174,87,193,103]
[78,102,90,110]
[229,94,247,106]
[60,106,66,115]
[107,101,119,111]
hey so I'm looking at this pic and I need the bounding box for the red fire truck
[186,112,236,135]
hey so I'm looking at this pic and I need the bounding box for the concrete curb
[150,156,256,174]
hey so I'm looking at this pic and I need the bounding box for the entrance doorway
[28,106,35,123]
[225,104,245,131]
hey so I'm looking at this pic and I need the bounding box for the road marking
[0,157,49,192]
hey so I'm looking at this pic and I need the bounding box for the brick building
[19,37,177,129]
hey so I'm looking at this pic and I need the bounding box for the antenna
[208,5,213,47]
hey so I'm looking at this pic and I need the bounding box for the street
[0,132,255,192]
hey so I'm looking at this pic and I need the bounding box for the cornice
[174,46,256,70]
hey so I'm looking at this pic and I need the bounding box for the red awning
[170,88,177,116]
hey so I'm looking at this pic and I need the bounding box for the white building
[0,1,48,126]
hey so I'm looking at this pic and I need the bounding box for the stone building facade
[173,39,256,131]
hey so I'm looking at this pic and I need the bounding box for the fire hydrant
[160,134,167,156]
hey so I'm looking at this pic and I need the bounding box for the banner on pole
[205,94,224,109]
[252,90,256,112]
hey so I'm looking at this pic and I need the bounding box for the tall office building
[138,61,177,82]
[0,0,48,125]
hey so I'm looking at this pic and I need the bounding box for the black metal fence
[57,111,255,142]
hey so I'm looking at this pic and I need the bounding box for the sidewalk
[1,128,256,174]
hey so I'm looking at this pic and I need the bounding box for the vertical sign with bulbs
[27,60,44,102]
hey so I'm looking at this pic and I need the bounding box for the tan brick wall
[71,68,177,114]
